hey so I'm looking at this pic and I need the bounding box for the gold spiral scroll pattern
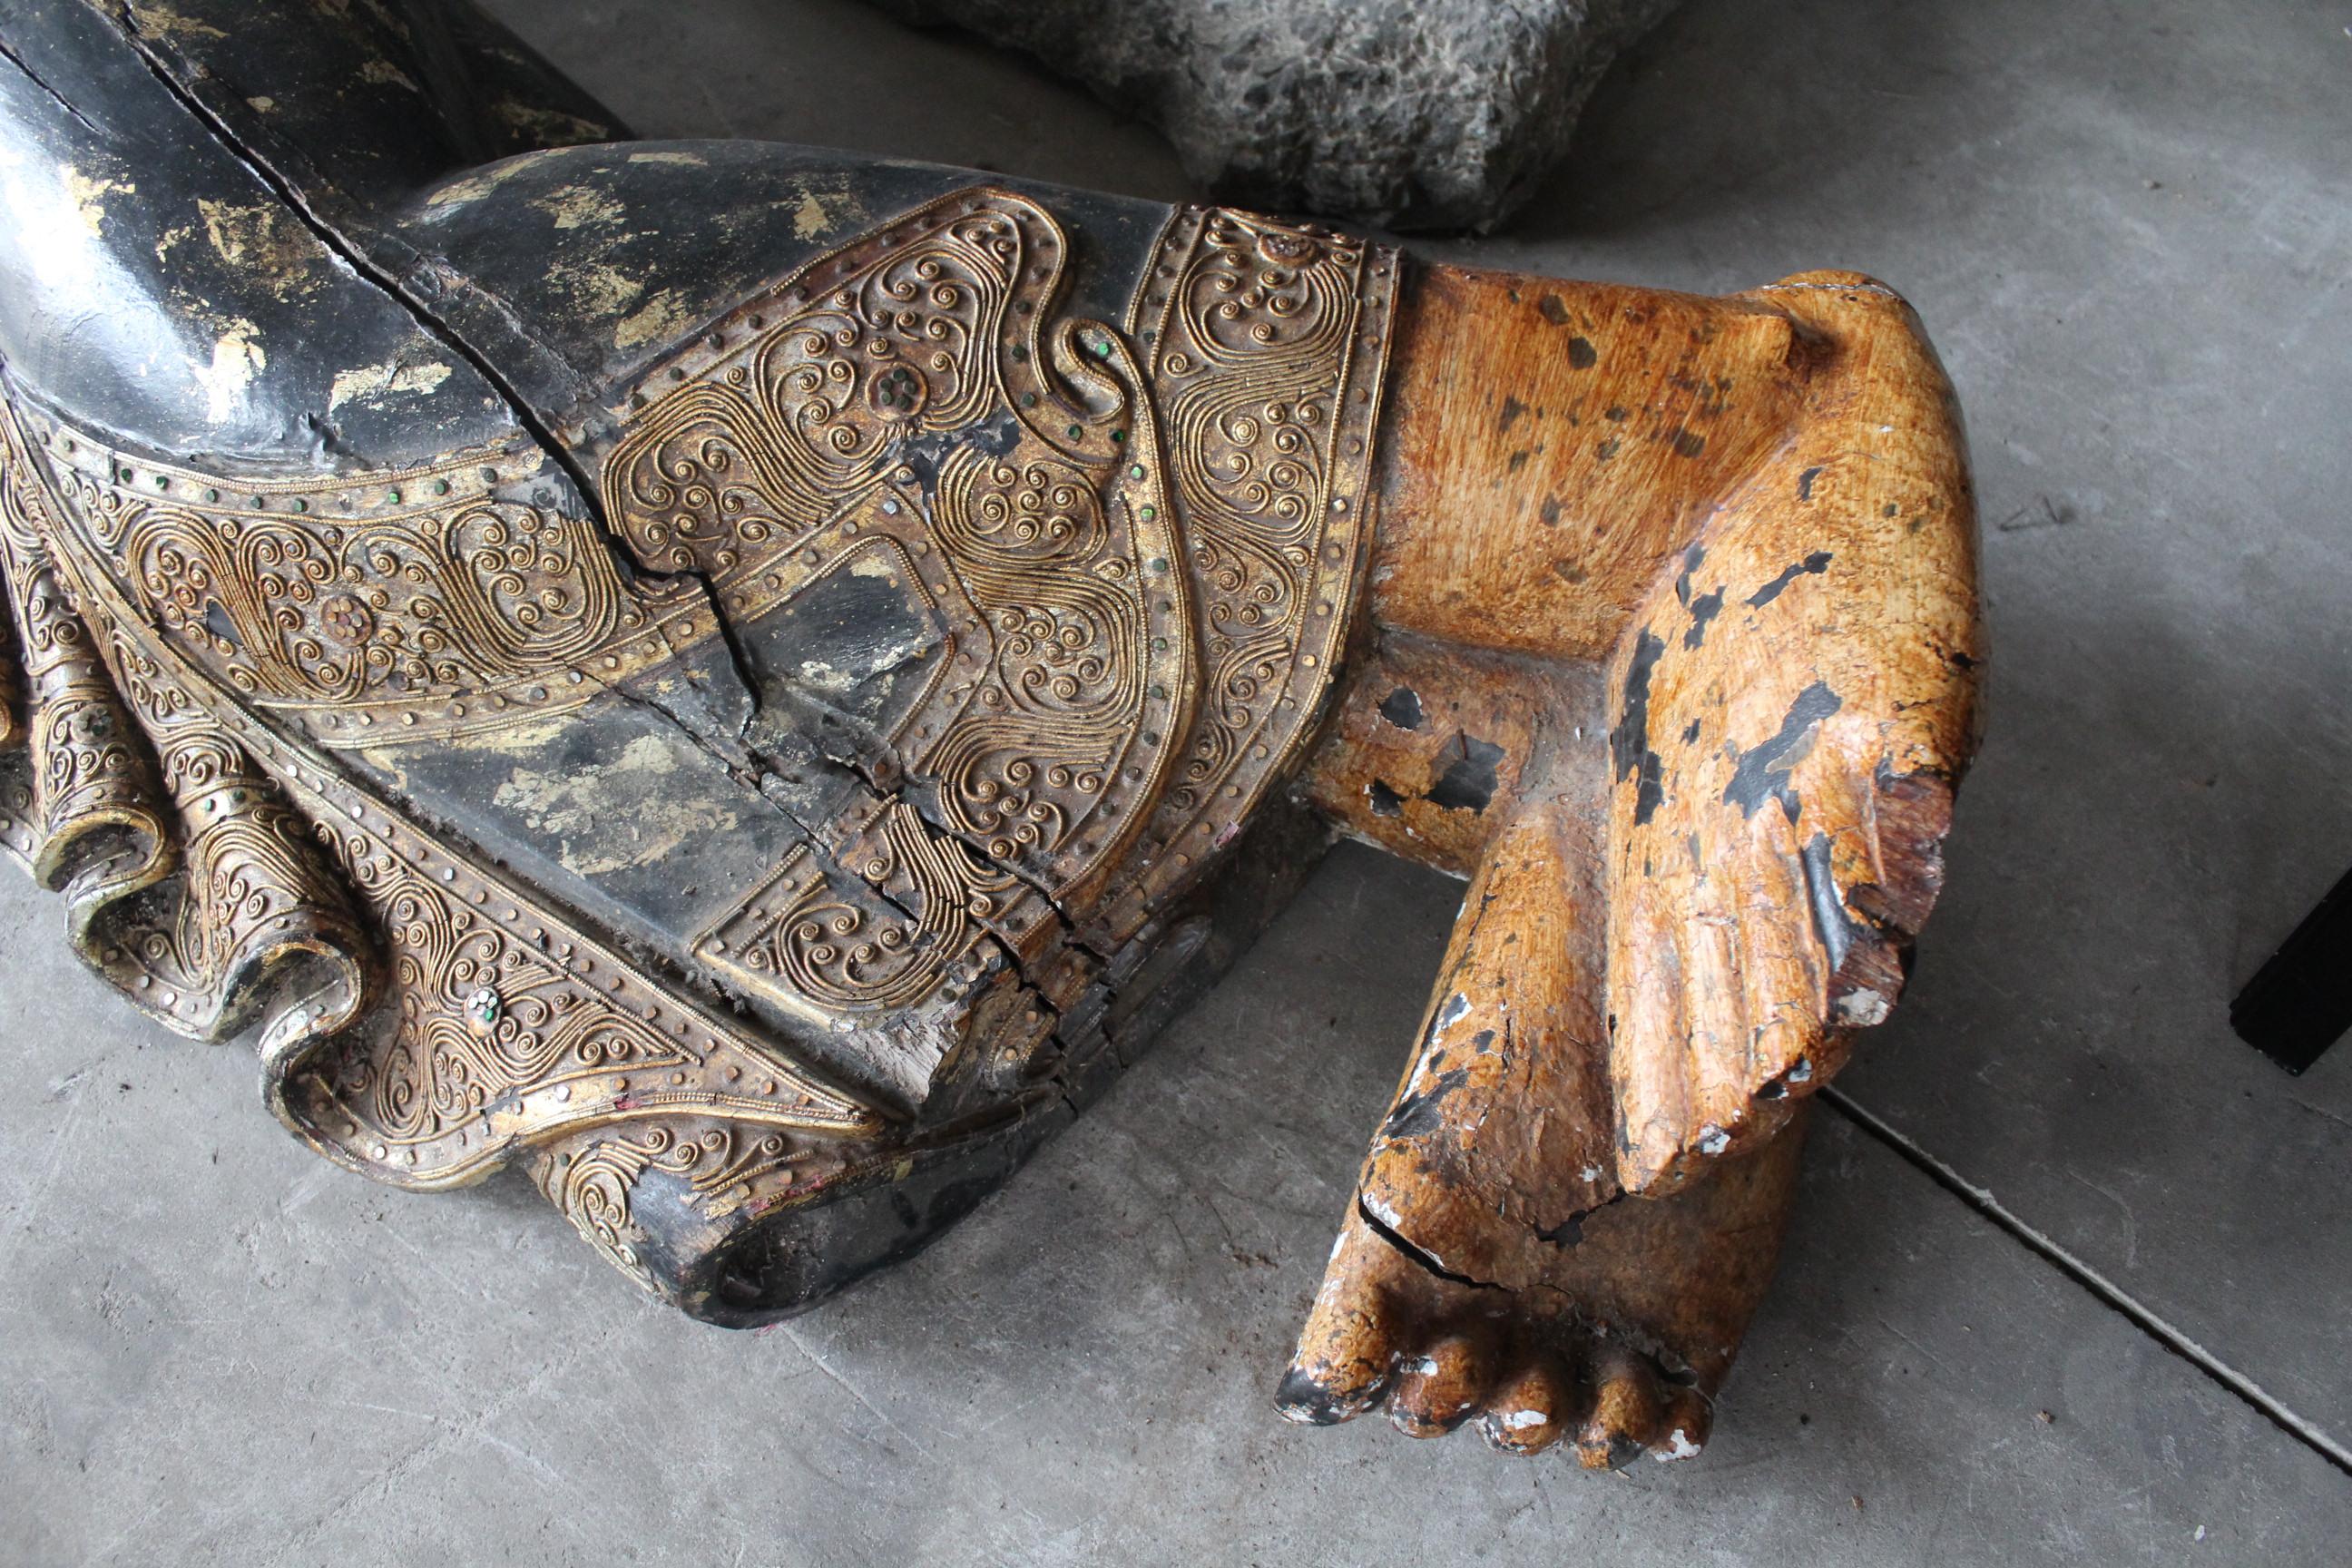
[696,799,1030,1018]
[530,1118,833,1295]
[603,188,1142,594]
[0,396,885,1192]
[1092,208,1399,943]
[27,425,714,748]
[263,769,883,1189]
[605,185,1197,922]
[603,201,1020,579]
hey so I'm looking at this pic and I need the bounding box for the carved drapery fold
[0,395,882,1208]
[0,417,174,916]
[79,615,377,1055]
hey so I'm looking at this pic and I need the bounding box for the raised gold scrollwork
[0,395,882,1197]
[697,799,1028,1016]
[31,434,714,748]
[530,1118,818,1290]
[606,188,1196,916]
[1092,207,1398,941]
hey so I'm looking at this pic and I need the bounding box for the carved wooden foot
[1283,266,1979,1455]
[1281,1108,1807,1462]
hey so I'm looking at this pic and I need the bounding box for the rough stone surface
[862,0,1682,230]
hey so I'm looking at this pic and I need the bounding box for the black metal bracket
[2232,863,2352,1074]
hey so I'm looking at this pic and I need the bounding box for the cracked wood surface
[1269,257,1979,1446]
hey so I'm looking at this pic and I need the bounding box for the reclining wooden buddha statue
[0,0,1981,1465]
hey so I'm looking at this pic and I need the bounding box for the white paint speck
[1835,988,1891,1026]
[192,325,265,423]
[1654,1427,1703,1461]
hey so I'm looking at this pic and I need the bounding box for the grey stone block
[861,0,1682,230]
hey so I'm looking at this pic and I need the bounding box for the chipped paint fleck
[191,322,266,424]
[358,59,421,93]
[127,5,226,42]
[532,186,626,230]
[1833,988,1891,1026]
[490,732,735,877]
[1655,1426,1704,1461]
[328,360,454,412]
[195,199,318,299]
[489,102,611,147]
[795,658,858,697]
[628,151,707,168]
[246,95,276,113]
[61,169,134,240]
[766,177,867,243]
[1503,1408,1549,1430]
[549,259,645,317]
[614,288,694,352]
[423,158,534,211]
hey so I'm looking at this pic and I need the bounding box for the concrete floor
[5,0,2350,1561]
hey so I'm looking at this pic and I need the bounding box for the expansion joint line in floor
[1821,1084,2352,1479]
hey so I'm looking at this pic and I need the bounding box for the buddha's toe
[1276,1209,1411,1425]
[1386,1326,1501,1437]
[1573,1343,1669,1469]
[1476,1353,1575,1455]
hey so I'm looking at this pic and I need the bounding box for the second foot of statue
[1279,1108,1808,1465]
